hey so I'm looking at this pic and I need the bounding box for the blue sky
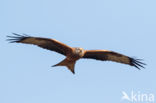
[0,0,156,103]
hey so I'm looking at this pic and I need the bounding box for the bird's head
[74,47,85,57]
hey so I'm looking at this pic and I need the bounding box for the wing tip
[130,57,146,70]
[6,33,30,43]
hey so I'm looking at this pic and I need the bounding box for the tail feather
[52,58,76,74]
[66,63,75,74]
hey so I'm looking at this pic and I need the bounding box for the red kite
[7,33,145,74]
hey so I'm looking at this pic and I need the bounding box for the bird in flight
[7,33,145,74]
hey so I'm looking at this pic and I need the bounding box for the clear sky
[0,0,156,103]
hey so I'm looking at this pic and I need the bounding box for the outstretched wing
[83,50,146,69]
[7,33,72,56]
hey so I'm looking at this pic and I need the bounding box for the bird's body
[52,47,85,73]
[7,33,146,74]
[68,48,85,60]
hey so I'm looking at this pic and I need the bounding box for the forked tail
[52,58,76,74]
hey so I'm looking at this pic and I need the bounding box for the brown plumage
[7,33,146,74]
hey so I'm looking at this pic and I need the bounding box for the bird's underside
[7,33,146,74]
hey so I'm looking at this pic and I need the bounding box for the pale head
[74,47,85,57]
